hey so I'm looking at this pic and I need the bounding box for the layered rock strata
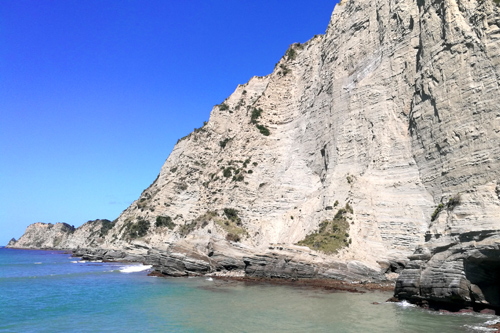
[9,0,500,302]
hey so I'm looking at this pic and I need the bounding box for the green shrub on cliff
[226,233,241,242]
[179,221,197,236]
[155,215,175,230]
[223,208,240,223]
[178,211,218,236]
[285,47,296,61]
[219,138,232,149]
[219,103,229,111]
[256,124,270,136]
[431,203,444,221]
[223,167,233,177]
[249,107,270,136]
[296,207,351,254]
[251,108,263,124]
[447,194,461,210]
[100,219,115,237]
[127,218,150,238]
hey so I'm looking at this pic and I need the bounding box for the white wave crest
[71,261,78,263]
[119,265,152,273]
[464,325,497,332]
[206,277,213,281]
[398,300,416,308]
[34,262,42,264]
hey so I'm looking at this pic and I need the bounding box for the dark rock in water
[385,297,399,303]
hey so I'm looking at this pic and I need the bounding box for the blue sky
[0,1,336,245]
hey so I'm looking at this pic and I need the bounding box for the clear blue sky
[0,1,336,245]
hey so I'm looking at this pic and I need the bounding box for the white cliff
[10,0,500,295]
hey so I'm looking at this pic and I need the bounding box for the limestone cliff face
[11,220,111,249]
[9,0,500,288]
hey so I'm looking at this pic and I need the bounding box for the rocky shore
[71,245,389,282]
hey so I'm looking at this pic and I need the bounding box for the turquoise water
[0,247,498,332]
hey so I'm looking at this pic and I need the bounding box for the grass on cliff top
[297,205,352,254]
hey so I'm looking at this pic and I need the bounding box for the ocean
[0,247,497,332]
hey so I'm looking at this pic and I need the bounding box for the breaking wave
[119,265,152,273]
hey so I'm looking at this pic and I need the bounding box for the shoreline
[147,270,395,293]
[211,276,396,293]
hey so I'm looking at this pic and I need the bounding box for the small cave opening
[320,145,328,171]
[464,256,500,313]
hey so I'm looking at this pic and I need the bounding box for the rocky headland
[9,0,500,313]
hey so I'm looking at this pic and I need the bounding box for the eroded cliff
[10,0,500,299]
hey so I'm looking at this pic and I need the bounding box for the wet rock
[395,230,500,313]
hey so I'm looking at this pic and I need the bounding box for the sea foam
[119,265,152,273]
[397,300,416,308]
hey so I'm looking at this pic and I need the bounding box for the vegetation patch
[219,137,232,149]
[297,204,352,254]
[250,108,263,124]
[177,133,191,144]
[431,203,444,221]
[178,208,245,242]
[223,208,240,223]
[285,43,303,62]
[217,220,247,242]
[249,107,270,136]
[243,158,251,168]
[155,215,175,230]
[219,103,229,111]
[178,211,216,237]
[233,174,244,182]
[223,167,233,178]
[126,217,150,239]
[225,233,241,242]
[431,194,462,221]
[179,221,197,237]
[256,124,270,136]
[176,209,247,241]
[100,219,115,238]
[193,121,208,134]
[447,194,461,210]
[285,48,296,61]
[279,64,290,75]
